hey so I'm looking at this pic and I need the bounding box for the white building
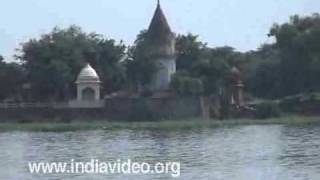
[69,63,104,108]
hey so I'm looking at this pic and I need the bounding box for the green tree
[172,44,232,95]
[270,14,320,96]
[248,14,320,98]
[0,58,25,101]
[190,56,230,95]
[175,34,207,71]
[245,44,282,98]
[170,33,241,96]
[171,71,204,96]
[125,30,158,91]
[173,34,233,96]
[17,26,126,101]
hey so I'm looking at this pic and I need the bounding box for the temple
[69,63,104,108]
[0,1,251,121]
[147,1,176,91]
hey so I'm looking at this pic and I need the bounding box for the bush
[171,73,203,96]
[255,101,282,119]
[279,96,300,112]
[279,93,320,112]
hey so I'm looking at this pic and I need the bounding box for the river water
[0,124,320,180]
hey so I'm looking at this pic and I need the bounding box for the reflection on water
[1,125,320,180]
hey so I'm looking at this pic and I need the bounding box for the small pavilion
[69,63,103,108]
[75,63,101,102]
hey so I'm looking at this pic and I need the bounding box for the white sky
[1,0,320,61]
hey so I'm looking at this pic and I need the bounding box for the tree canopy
[247,13,320,98]
[1,13,320,101]
[17,25,126,101]
[0,58,25,101]
[124,30,158,91]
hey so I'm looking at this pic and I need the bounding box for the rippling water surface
[1,124,320,180]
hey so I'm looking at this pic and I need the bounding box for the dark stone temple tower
[147,0,176,91]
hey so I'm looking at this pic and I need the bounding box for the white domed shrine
[76,63,100,84]
[75,63,101,102]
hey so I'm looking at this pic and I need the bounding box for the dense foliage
[247,13,320,98]
[16,26,126,100]
[172,34,242,96]
[1,14,320,101]
[255,101,282,119]
[0,58,25,101]
[124,30,158,91]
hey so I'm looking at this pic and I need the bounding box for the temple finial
[157,0,160,6]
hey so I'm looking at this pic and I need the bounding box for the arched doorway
[82,87,95,101]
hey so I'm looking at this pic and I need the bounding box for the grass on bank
[0,116,320,132]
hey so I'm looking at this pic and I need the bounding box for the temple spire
[148,0,172,38]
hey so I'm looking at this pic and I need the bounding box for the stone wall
[104,96,201,120]
[0,97,202,122]
[0,108,105,123]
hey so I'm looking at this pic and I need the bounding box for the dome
[76,63,100,83]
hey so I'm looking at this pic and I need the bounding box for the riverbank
[0,116,320,132]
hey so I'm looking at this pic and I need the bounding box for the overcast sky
[1,0,320,60]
